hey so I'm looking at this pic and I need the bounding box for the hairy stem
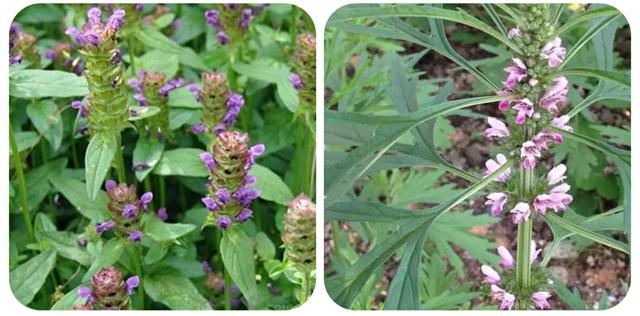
[10,122,34,243]
[516,166,534,289]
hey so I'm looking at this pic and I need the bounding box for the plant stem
[128,36,137,75]
[223,262,232,310]
[70,136,80,169]
[131,245,145,310]
[158,176,167,208]
[516,166,534,289]
[143,176,155,210]
[114,134,127,183]
[9,123,34,243]
[298,270,310,304]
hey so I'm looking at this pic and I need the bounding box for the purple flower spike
[156,207,168,221]
[216,216,232,230]
[215,188,231,205]
[65,27,85,45]
[87,7,102,25]
[217,31,229,45]
[96,220,115,234]
[126,275,140,294]
[202,260,213,274]
[84,31,101,47]
[134,3,144,11]
[201,196,219,212]
[199,152,216,171]
[289,73,303,90]
[107,9,126,32]
[192,123,206,134]
[128,230,143,243]
[122,204,138,219]
[77,287,94,303]
[139,192,153,210]
[105,179,117,190]
[44,49,57,60]
[236,208,253,223]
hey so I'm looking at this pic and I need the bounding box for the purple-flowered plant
[75,267,139,310]
[95,180,154,243]
[189,72,245,135]
[205,4,255,46]
[9,22,39,67]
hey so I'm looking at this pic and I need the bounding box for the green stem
[114,135,127,183]
[10,123,34,243]
[223,260,232,310]
[128,36,137,75]
[143,176,155,210]
[131,245,145,310]
[158,176,166,208]
[298,270,310,304]
[70,136,80,169]
[515,166,534,289]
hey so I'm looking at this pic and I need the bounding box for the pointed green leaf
[85,133,117,201]
[10,250,57,305]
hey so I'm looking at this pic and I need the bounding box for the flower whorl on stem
[190,72,245,135]
[95,180,153,243]
[290,32,316,113]
[75,267,139,310]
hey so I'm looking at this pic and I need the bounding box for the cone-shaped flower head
[282,194,316,270]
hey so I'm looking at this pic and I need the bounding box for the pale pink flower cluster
[481,244,550,310]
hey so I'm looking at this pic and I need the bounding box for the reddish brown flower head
[91,267,129,310]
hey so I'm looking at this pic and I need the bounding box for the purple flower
[87,7,102,25]
[520,141,541,169]
[540,37,566,68]
[245,175,256,186]
[111,49,122,65]
[484,117,510,139]
[122,204,138,219]
[65,27,86,45]
[531,291,551,310]
[289,73,304,90]
[240,8,253,29]
[510,202,530,224]
[496,89,512,112]
[128,230,143,243]
[201,196,219,212]
[199,152,216,171]
[159,78,185,97]
[539,76,568,115]
[226,92,245,109]
[107,9,126,32]
[531,240,542,262]
[490,285,515,310]
[202,260,213,274]
[96,220,115,234]
[235,208,253,223]
[134,92,147,106]
[205,9,220,29]
[9,55,22,64]
[217,31,229,45]
[77,287,94,303]
[126,275,140,294]
[533,183,572,214]
[192,123,206,134]
[139,192,153,210]
[497,246,514,269]
[105,179,117,191]
[71,100,89,118]
[44,49,57,60]
[134,4,144,11]
[216,215,232,229]
[213,123,226,135]
[128,78,142,91]
[234,187,261,206]
[481,265,501,284]
[483,153,511,182]
[503,58,527,89]
[507,28,521,39]
[156,207,168,221]
[83,30,101,47]
[485,192,507,217]
[215,188,231,205]
[547,164,567,185]
[512,98,534,125]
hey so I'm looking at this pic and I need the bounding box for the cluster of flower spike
[66,7,129,136]
[74,267,139,310]
[481,245,551,310]
[484,4,573,225]
[282,194,316,269]
[190,72,245,135]
[199,131,264,229]
[94,180,153,243]
[289,32,317,113]
[128,70,185,140]
[205,4,254,46]
[9,22,40,66]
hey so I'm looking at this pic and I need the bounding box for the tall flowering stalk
[290,32,316,116]
[282,194,316,303]
[95,180,153,243]
[66,7,130,136]
[128,70,185,141]
[189,72,245,136]
[74,267,139,310]
[199,131,264,230]
[204,4,254,47]
[481,4,572,310]
[9,22,40,67]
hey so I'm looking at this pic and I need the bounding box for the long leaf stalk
[9,122,34,244]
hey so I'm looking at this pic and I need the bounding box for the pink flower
[491,286,516,310]
[532,130,555,151]
[510,202,530,224]
[484,117,511,139]
[496,89,512,112]
[546,164,567,185]
[497,246,514,269]
[485,192,508,216]
[513,98,534,125]
[531,291,552,310]
[503,58,528,89]
[520,141,541,169]
[484,153,511,182]
[531,240,542,262]
[507,28,521,39]
[533,183,572,214]
[549,115,573,143]
[539,77,568,115]
[481,265,501,284]
[540,37,566,68]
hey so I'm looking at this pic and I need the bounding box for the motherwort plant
[481,4,572,310]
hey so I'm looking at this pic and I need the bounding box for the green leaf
[26,100,64,151]
[326,197,429,222]
[255,232,276,260]
[9,131,39,155]
[40,231,91,266]
[10,250,57,305]
[142,214,196,242]
[614,158,631,236]
[221,229,261,309]
[129,105,161,121]
[554,6,621,36]
[168,86,201,108]
[49,175,109,222]
[34,213,56,242]
[145,268,211,310]
[560,14,620,69]
[325,95,506,205]
[137,49,180,78]
[136,27,208,71]
[592,125,630,146]
[21,158,67,213]
[82,238,126,281]
[384,228,428,310]
[50,285,85,310]
[153,148,207,177]
[249,164,293,205]
[133,137,165,181]
[558,68,630,87]
[553,278,587,310]
[545,212,629,254]
[233,60,299,112]
[9,69,88,98]
[85,133,117,201]
[553,127,630,164]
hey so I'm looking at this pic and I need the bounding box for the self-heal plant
[189,72,245,136]
[205,4,254,47]
[9,22,40,67]
[75,267,139,310]
[95,180,154,243]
